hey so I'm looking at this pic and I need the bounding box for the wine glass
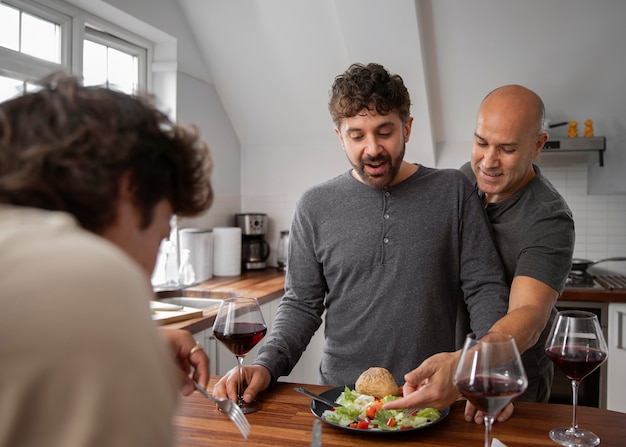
[544,310,608,446]
[454,332,528,447]
[213,297,267,414]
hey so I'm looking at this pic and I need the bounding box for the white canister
[179,228,213,282]
[212,227,242,276]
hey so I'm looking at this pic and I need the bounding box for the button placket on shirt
[382,190,391,262]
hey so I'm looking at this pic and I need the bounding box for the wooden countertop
[156,269,626,334]
[173,377,626,447]
[156,269,286,333]
[561,286,626,303]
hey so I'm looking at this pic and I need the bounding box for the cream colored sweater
[0,206,179,447]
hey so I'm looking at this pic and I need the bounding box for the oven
[549,299,608,408]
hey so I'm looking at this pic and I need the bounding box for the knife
[294,387,342,408]
[310,419,322,447]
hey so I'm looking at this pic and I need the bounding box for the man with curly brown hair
[214,62,510,413]
[0,73,214,447]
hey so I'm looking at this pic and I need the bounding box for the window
[83,27,144,94]
[0,2,61,63]
[0,74,38,101]
[0,0,148,102]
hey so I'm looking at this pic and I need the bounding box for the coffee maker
[235,213,270,270]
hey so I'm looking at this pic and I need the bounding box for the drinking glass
[545,311,608,446]
[213,297,267,414]
[454,332,528,447]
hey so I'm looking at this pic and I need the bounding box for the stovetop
[565,271,603,289]
[594,274,626,290]
[565,271,626,290]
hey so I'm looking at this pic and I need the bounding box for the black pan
[571,257,626,272]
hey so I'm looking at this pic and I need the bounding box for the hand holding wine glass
[454,332,528,447]
[545,311,608,447]
[213,297,267,414]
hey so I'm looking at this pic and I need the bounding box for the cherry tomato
[357,420,370,429]
[365,401,383,419]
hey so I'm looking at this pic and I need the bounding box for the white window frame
[81,16,150,91]
[0,0,152,92]
[0,0,70,82]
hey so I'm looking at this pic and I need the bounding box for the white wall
[82,0,243,230]
[75,0,626,273]
[176,72,241,229]
[241,0,626,271]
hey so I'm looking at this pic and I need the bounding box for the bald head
[479,85,545,137]
[471,84,549,203]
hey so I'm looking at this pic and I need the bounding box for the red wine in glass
[213,322,267,356]
[213,297,267,414]
[456,375,526,416]
[544,310,608,447]
[545,346,607,381]
[454,332,527,447]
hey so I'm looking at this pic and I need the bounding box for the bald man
[385,85,574,424]
[460,84,575,402]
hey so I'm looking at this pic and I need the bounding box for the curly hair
[328,63,411,127]
[0,72,213,233]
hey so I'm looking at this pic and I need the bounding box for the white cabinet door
[281,313,325,385]
[607,303,626,412]
[193,329,218,376]
[209,297,325,384]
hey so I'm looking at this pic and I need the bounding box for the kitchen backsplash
[541,164,626,275]
[191,164,626,277]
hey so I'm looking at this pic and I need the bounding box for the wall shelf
[542,137,606,166]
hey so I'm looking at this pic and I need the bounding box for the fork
[192,380,251,439]
[403,407,419,419]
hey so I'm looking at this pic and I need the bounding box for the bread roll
[355,367,399,398]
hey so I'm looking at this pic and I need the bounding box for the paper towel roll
[212,227,242,276]
[179,228,213,282]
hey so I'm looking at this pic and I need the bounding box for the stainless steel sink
[157,297,223,310]
[154,289,238,309]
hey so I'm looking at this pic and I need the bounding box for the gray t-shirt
[255,166,509,386]
[460,162,575,401]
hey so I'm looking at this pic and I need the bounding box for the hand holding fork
[192,380,251,439]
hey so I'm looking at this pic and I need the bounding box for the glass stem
[570,379,580,432]
[236,356,245,407]
[484,415,494,447]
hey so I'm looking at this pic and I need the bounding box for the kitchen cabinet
[208,298,325,385]
[280,312,325,385]
[607,302,626,412]
[193,330,217,376]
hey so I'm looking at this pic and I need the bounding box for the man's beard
[350,144,405,189]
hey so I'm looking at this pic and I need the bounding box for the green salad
[321,386,441,431]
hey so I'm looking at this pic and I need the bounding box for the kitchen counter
[156,269,286,333]
[561,286,626,303]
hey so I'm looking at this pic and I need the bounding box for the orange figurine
[584,119,594,137]
[567,121,578,138]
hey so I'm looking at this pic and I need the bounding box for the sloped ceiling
[177,0,626,172]
[177,0,436,166]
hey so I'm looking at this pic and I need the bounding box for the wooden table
[173,378,626,446]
